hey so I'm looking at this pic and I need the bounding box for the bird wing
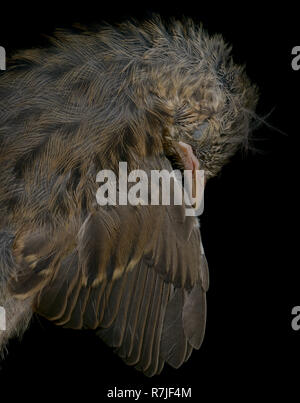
[7,153,209,376]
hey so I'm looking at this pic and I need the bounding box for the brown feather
[0,15,258,374]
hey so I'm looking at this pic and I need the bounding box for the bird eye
[193,121,209,140]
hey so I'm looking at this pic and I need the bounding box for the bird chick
[0,15,258,375]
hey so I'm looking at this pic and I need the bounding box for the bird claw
[177,141,204,210]
[177,141,200,172]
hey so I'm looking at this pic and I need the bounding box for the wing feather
[8,154,209,376]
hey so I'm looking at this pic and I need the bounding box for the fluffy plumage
[0,15,258,375]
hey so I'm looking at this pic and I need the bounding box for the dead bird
[0,15,258,376]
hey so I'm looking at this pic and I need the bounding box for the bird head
[110,16,258,179]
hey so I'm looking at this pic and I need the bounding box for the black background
[0,1,298,400]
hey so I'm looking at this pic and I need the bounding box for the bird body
[0,16,257,375]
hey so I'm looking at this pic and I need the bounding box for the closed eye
[193,121,209,140]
